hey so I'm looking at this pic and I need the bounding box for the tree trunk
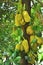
[22,0,31,14]
[20,0,31,65]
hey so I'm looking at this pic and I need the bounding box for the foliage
[0,0,43,65]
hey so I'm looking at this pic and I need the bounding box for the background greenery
[0,0,43,65]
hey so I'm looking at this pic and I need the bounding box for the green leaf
[14,56,21,63]
[5,59,10,65]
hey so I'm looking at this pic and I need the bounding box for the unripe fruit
[26,26,33,35]
[15,14,22,26]
[20,44,24,51]
[30,35,35,43]
[22,39,29,53]
[15,43,21,50]
[28,52,35,64]
[23,11,30,22]
[15,20,20,26]
[35,36,43,45]
[20,19,25,25]
[37,38,42,45]
[31,43,37,52]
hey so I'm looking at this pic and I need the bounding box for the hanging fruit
[23,11,30,22]
[30,35,36,43]
[26,26,34,35]
[15,43,21,50]
[15,13,22,26]
[28,51,35,64]
[35,36,43,45]
[20,19,25,25]
[22,39,29,53]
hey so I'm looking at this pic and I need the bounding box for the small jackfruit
[35,36,43,45]
[30,35,35,43]
[15,14,22,26]
[22,39,29,53]
[23,11,30,22]
[26,26,33,35]
[20,19,25,25]
[15,43,21,50]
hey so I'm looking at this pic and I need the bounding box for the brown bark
[20,0,32,65]
[22,0,31,14]
[22,0,31,43]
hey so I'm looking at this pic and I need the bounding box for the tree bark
[22,0,31,14]
[20,0,32,65]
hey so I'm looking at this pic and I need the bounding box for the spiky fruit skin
[22,39,29,53]
[15,14,21,26]
[15,43,21,50]
[15,13,26,26]
[35,36,43,45]
[15,39,29,53]
[28,51,35,64]
[26,26,33,35]
[20,19,25,25]
[23,11,30,22]
[15,11,30,26]
[30,35,35,43]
